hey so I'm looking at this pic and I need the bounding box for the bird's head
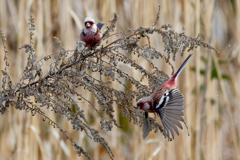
[136,96,152,111]
[84,17,95,29]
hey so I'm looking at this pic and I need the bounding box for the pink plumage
[136,54,193,140]
[80,17,104,47]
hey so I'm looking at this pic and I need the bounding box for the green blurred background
[0,0,239,160]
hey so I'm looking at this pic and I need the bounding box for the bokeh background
[0,0,239,160]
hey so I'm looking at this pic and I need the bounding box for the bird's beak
[86,22,91,27]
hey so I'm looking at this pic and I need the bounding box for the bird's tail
[161,54,193,89]
[97,22,104,30]
[173,54,193,79]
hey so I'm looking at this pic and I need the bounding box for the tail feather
[161,54,193,89]
[97,22,104,30]
[173,54,193,79]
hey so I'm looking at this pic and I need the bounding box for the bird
[80,17,104,47]
[136,54,193,140]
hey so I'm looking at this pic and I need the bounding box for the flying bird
[136,54,193,140]
[80,17,104,47]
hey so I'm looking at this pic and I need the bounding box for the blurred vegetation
[0,0,240,160]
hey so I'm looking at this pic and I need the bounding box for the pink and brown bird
[80,17,104,47]
[136,54,193,140]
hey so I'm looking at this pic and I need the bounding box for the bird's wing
[151,87,165,104]
[155,88,184,141]
[80,29,86,36]
[97,22,104,30]
[142,112,151,139]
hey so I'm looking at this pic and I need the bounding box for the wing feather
[161,115,180,135]
[161,118,175,140]
[163,112,184,122]
[165,115,183,129]
[164,110,184,116]
[156,88,185,140]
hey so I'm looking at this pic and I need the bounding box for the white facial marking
[84,17,95,23]
[143,102,150,110]
[86,22,91,27]
[84,23,98,35]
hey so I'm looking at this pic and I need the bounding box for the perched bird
[136,54,193,140]
[80,17,104,47]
